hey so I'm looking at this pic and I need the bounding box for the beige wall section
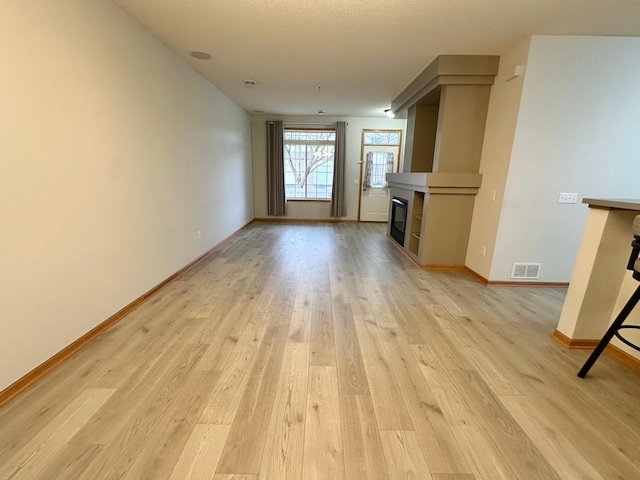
[408,106,438,173]
[572,209,637,338]
[556,209,608,337]
[465,38,531,278]
[490,36,640,282]
[422,194,476,265]
[0,0,254,391]
[557,206,640,361]
[433,85,492,174]
[556,208,617,337]
[251,115,406,221]
[557,207,638,338]
[402,107,417,173]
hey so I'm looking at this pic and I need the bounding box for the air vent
[511,263,541,279]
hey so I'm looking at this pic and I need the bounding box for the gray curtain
[383,152,394,188]
[266,121,286,216]
[330,121,347,217]
[363,152,373,190]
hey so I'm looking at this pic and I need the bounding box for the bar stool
[578,215,640,378]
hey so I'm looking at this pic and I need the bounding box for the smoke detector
[243,79,257,87]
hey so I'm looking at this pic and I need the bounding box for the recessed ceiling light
[318,110,326,115]
[316,86,323,91]
[190,51,212,60]
[384,108,395,118]
[243,79,257,86]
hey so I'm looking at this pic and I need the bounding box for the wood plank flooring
[2,222,640,479]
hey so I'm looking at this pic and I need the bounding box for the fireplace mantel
[387,172,482,194]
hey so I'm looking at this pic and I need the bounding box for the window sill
[287,198,331,203]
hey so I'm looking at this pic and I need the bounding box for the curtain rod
[265,121,349,126]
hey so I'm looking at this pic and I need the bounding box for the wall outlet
[197,230,202,239]
[480,246,486,256]
[558,193,578,204]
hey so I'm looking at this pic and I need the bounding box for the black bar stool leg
[578,284,640,378]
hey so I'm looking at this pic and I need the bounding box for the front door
[358,130,402,222]
[359,146,399,222]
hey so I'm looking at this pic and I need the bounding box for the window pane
[387,132,400,144]
[285,130,335,142]
[368,152,392,187]
[364,131,400,145]
[284,129,335,199]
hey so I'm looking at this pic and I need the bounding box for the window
[363,131,400,145]
[361,129,402,190]
[284,129,335,200]
[366,152,394,188]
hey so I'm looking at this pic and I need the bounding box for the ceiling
[113,0,640,118]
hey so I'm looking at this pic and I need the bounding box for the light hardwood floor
[2,222,640,480]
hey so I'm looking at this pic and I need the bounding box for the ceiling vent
[511,263,541,279]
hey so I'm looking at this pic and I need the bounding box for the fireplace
[390,196,408,245]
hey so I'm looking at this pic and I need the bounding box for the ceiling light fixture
[384,108,395,118]
[318,110,326,115]
[190,51,212,60]
[243,79,257,87]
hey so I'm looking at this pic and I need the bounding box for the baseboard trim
[488,280,570,287]
[254,217,358,223]
[421,264,465,270]
[463,266,569,287]
[551,330,599,349]
[605,343,640,374]
[464,266,490,284]
[0,219,255,410]
[552,330,640,373]
[386,235,422,268]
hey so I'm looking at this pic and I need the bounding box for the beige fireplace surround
[386,55,499,268]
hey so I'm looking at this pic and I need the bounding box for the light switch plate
[558,193,578,204]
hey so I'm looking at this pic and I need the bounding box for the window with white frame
[363,131,401,145]
[365,151,394,188]
[284,129,336,200]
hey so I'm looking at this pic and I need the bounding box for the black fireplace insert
[390,196,408,245]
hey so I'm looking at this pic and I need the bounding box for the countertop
[583,198,640,210]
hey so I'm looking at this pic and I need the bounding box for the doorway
[358,129,402,222]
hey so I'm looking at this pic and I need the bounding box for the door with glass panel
[358,130,402,222]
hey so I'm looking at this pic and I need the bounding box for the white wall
[251,115,406,220]
[0,0,254,391]
[490,36,640,282]
[466,38,531,278]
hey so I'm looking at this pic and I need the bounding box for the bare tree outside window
[284,130,336,199]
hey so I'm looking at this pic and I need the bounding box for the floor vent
[511,263,541,279]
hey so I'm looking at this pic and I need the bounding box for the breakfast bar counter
[555,198,640,361]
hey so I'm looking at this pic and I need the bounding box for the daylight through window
[284,129,336,199]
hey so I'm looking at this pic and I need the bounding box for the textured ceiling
[113,0,640,117]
